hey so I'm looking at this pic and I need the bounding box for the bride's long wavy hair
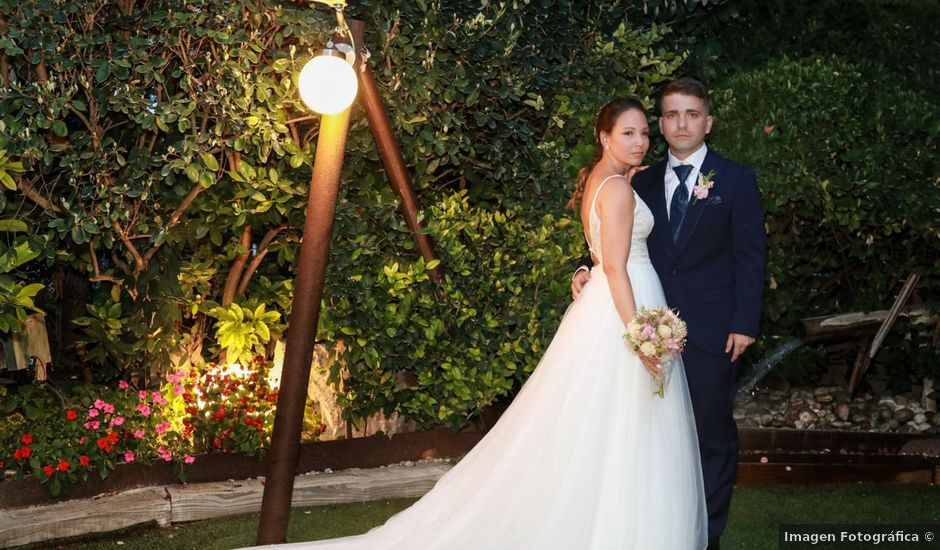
[567,97,647,210]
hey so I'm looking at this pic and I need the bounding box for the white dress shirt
[665,144,708,220]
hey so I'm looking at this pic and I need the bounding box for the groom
[572,78,766,550]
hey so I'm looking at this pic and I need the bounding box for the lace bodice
[586,175,654,267]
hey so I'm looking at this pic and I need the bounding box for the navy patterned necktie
[670,164,693,242]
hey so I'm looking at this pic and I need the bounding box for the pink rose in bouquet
[624,307,688,398]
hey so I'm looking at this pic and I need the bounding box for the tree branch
[88,242,124,286]
[236,224,287,296]
[222,226,252,306]
[139,182,205,266]
[18,178,63,213]
[112,219,145,273]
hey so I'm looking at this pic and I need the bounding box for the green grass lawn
[34,484,940,550]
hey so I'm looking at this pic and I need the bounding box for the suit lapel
[673,151,721,254]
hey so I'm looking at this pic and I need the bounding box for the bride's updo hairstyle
[567,97,647,210]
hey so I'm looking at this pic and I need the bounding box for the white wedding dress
[248,177,707,549]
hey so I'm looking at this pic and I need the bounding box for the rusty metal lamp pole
[255,2,359,544]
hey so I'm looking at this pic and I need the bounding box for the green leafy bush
[0,0,684,428]
[708,56,939,376]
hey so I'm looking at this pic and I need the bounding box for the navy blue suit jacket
[632,150,766,355]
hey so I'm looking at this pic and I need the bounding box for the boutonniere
[692,170,716,202]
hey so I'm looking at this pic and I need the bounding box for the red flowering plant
[168,356,279,457]
[0,386,101,496]
[0,357,280,496]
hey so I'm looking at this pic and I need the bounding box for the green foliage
[322,190,585,428]
[681,0,940,91]
[0,223,43,332]
[208,302,281,366]
[0,0,684,427]
[709,56,940,367]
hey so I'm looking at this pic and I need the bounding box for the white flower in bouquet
[623,307,688,398]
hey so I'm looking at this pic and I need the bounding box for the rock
[914,413,928,424]
[886,419,900,430]
[916,422,931,432]
[879,408,893,420]
[894,408,915,424]
[737,417,759,428]
[814,389,833,403]
[896,396,909,407]
[835,403,851,421]
[899,424,919,434]
[878,398,898,410]
[733,409,746,420]
[798,410,816,424]
[931,413,940,427]
[832,390,852,403]
[759,414,773,426]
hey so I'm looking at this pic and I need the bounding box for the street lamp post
[255,5,360,544]
[256,2,447,542]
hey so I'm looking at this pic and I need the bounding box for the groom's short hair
[662,77,711,114]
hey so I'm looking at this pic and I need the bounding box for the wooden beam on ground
[801,305,929,344]
[169,462,450,523]
[848,274,920,393]
[0,487,169,548]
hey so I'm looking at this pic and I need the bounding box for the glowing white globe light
[298,51,358,115]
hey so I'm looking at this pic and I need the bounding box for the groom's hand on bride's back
[571,268,591,300]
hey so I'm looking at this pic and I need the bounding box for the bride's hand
[638,354,661,378]
[624,165,649,184]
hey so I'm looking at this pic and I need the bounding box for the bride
[245,98,707,549]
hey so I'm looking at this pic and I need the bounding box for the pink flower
[87,407,99,418]
[133,429,145,439]
[124,451,135,462]
[641,325,655,339]
[138,390,149,400]
[152,392,168,406]
[136,404,152,417]
[84,420,100,430]
[118,380,129,389]
[183,454,196,464]
[157,447,172,461]
[94,399,106,410]
[79,436,87,444]
[109,416,125,427]
[156,421,170,435]
[173,384,184,395]
[102,403,115,414]
[692,171,716,202]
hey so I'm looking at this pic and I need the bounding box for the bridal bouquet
[624,307,688,398]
